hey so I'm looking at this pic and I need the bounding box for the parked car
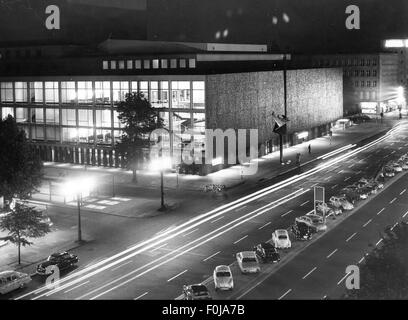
[0,271,31,295]
[272,229,292,249]
[213,265,234,291]
[384,166,395,177]
[236,251,260,274]
[391,162,403,172]
[329,196,354,211]
[315,202,342,217]
[291,220,314,241]
[343,185,369,199]
[253,242,280,263]
[37,251,78,276]
[305,213,328,231]
[182,284,212,300]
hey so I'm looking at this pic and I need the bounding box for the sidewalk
[41,120,397,193]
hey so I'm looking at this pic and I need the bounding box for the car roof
[275,229,288,235]
[260,242,274,249]
[190,284,208,291]
[50,252,69,257]
[239,251,257,258]
[215,265,230,272]
[0,271,25,278]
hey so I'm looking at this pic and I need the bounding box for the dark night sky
[0,0,407,53]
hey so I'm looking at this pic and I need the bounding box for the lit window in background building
[161,59,168,69]
[95,81,111,104]
[62,127,78,142]
[140,81,149,99]
[16,107,29,123]
[78,109,93,126]
[96,109,112,127]
[113,110,122,128]
[45,82,59,103]
[160,81,170,108]
[61,81,76,103]
[192,81,205,109]
[127,60,133,69]
[77,81,93,104]
[29,82,43,103]
[46,108,59,124]
[32,108,44,123]
[150,81,160,108]
[170,59,177,68]
[103,61,109,70]
[31,126,44,140]
[1,107,14,119]
[152,59,159,69]
[112,81,129,102]
[118,60,125,70]
[96,129,112,144]
[46,127,60,141]
[78,128,94,143]
[15,82,28,102]
[1,82,13,102]
[143,60,150,69]
[135,60,142,69]
[172,81,191,109]
[110,61,117,69]
[179,59,186,68]
[131,81,138,93]
[61,109,76,126]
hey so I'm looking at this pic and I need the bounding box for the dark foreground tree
[115,92,163,182]
[345,222,408,299]
[0,115,43,202]
[0,202,50,265]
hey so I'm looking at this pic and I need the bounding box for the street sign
[314,186,325,216]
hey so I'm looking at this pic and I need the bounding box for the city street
[3,121,408,300]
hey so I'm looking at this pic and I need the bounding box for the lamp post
[77,192,82,242]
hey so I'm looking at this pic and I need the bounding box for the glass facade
[0,78,206,167]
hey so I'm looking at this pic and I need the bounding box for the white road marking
[182,228,199,237]
[358,256,365,264]
[300,200,310,207]
[134,292,149,300]
[331,184,338,189]
[324,176,332,181]
[349,164,355,168]
[390,197,397,204]
[203,251,221,262]
[302,267,317,279]
[322,295,327,300]
[150,243,168,252]
[375,239,383,247]
[346,232,357,242]
[362,219,372,228]
[338,170,344,174]
[326,248,338,259]
[258,222,271,230]
[344,177,351,181]
[355,170,362,175]
[403,211,408,218]
[210,216,225,223]
[400,189,406,195]
[391,223,398,231]
[235,206,247,212]
[278,289,292,300]
[391,151,396,154]
[167,269,188,282]
[281,210,293,217]
[377,208,385,215]
[111,260,133,271]
[337,272,351,285]
[63,281,90,294]
[233,235,248,244]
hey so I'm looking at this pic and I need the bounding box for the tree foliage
[115,92,164,181]
[345,222,408,299]
[0,202,50,264]
[0,115,43,201]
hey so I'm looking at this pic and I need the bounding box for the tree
[0,115,43,202]
[0,202,50,265]
[115,92,164,182]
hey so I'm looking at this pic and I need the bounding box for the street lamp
[149,156,172,211]
[61,177,94,242]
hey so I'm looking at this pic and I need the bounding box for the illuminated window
[139,81,149,100]
[103,61,109,70]
[15,82,28,102]
[44,82,59,103]
[110,61,117,69]
[46,108,59,124]
[150,81,160,107]
[192,81,205,109]
[77,81,93,104]
[373,70,377,77]
[96,109,112,127]
[32,108,44,123]
[170,59,177,68]
[78,128,94,143]
[29,82,43,103]
[179,59,186,68]
[366,70,371,77]
[152,59,159,69]
[61,82,76,103]
[62,127,78,142]
[1,82,13,102]
[31,126,44,140]
[46,127,60,141]
[95,81,111,104]
[118,60,125,70]
[361,81,365,87]
[113,81,129,102]
[96,129,112,145]
[127,60,133,69]
[78,109,93,126]
[160,81,169,108]
[172,81,191,109]
[131,81,138,93]
[367,81,371,87]
[161,59,168,69]
[143,60,150,69]
[135,60,142,69]
[61,109,76,126]
[189,59,196,68]
[373,81,377,87]
[16,108,29,123]
[113,110,122,128]
[2,107,14,119]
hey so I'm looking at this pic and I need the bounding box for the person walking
[329,130,332,145]
[308,144,311,154]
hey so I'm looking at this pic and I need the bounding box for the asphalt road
[6,122,408,300]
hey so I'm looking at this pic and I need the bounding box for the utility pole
[77,192,82,242]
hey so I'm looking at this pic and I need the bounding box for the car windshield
[191,286,208,296]
[216,271,231,278]
[242,257,257,263]
[278,235,287,240]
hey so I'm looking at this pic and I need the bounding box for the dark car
[36,251,78,276]
[182,284,212,300]
[253,242,280,263]
[291,220,314,241]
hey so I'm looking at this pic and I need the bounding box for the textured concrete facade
[205,68,343,145]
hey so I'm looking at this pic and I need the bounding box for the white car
[392,163,403,172]
[305,214,328,231]
[236,251,260,274]
[329,196,354,211]
[272,229,292,249]
[213,265,234,291]
[400,162,408,170]
[0,271,31,295]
